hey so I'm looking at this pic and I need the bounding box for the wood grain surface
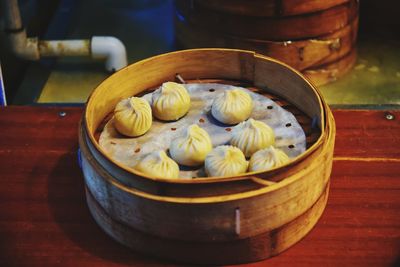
[0,106,399,267]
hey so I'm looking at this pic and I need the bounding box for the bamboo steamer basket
[195,0,350,17]
[174,0,358,40]
[79,49,336,265]
[174,0,359,86]
[175,15,359,72]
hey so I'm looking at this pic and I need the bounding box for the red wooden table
[0,106,399,267]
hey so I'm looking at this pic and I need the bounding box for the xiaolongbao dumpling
[152,82,191,121]
[230,118,275,157]
[135,150,179,179]
[211,89,253,124]
[205,145,248,177]
[169,124,212,166]
[249,146,290,172]
[114,97,152,137]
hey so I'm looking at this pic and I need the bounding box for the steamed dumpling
[152,82,191,121]
[135,150,179,179]
[249,146,290,172]
[169,124,212,166]
[230,118,275,157]
[211,89,253,124]
[205,145,248,177]
[114,97,152,137]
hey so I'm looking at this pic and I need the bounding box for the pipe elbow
[8,33,40,60]
[91,36,128,72]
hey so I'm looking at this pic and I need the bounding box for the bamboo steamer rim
[84,48,328,185]
[175,0,358,41]
[174,15,359,73]
[81,109,334,203]
[194,0,351,17]
[176,14,358,47]
[175,15,359,54]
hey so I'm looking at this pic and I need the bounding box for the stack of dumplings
[112,82,292,179]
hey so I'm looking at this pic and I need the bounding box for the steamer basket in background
[79,49,336,265]
[174,0,359,85]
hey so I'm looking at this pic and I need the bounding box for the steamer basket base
[85,184,329,265]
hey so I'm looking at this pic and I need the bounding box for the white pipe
[38,40,91,57]
[91,36,128,72]
[7,33,40,60]
[38,38,128,71]
[2,0,128,72]
[38,37,128,72]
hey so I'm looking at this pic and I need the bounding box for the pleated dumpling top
[205,145,248,177]
[169,124,213,166]
[230,118,275,157]
[152,82,191,121]
[114,97,152,137]
[135,150,180,179]
[249,146,290,172]
[211,89,253,124]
